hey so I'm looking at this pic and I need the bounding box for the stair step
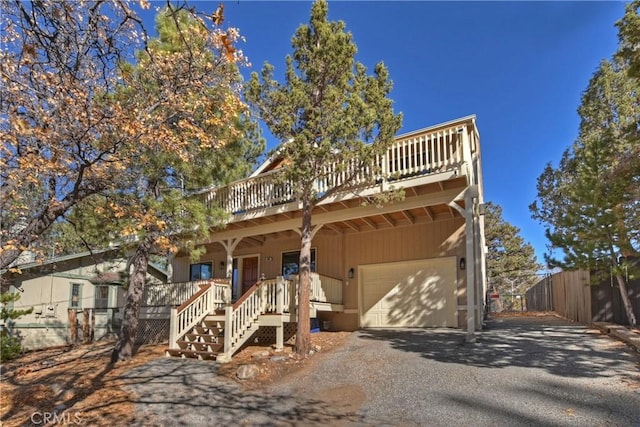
[176,340,223,352]
[186,333,221,343]
[165,348,219,360]
[191,326,224,336]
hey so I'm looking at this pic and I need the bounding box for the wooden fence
[526,269,640,326]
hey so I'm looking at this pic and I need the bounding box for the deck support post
[221,238,241,299]
[275,325,284,352]
[449,185,479,343]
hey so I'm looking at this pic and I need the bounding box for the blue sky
[143,1,625,267]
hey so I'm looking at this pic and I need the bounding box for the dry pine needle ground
[0,332,351,427]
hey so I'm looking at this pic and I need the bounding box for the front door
[241,257,259,294]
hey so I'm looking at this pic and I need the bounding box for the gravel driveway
[124,316,640,426]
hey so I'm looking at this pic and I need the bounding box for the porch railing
[197,122,472,214]
[289,273,343,304]
[143,279,230,307]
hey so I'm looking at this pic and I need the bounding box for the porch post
[220,238,241,300]
[168,307,178,350]
[449,185,479,343]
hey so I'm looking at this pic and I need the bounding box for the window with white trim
[190,262,213,280]
[70,283,83,308]
[281,249,316,278]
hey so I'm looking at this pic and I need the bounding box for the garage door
[360,257,457,327]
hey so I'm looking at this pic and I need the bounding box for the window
[281,249,316,278]
[95,286,109,311]
[190,262,213,280]
[70,283,83,308]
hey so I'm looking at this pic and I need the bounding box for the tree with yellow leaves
[0,1,254,271]
[1,1,262,359]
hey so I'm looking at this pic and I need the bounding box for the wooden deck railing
[197,122,473,215]
[289,273,343,305]
[143,279,230,307]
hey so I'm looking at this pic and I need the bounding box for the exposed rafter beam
[361,217,378,230]
[244,236,265,246]
[205,187,462,243]
[401,210,415,224]
[423,206,433,221]
[344,220,360,232]
[324,223,344,234]
[381,214,395,227]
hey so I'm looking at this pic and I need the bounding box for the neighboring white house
[1,249,166,351]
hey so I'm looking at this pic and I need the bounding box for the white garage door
[360,257,457,327]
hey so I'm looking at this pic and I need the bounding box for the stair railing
[168,281,229,349]
[222,281,263,355]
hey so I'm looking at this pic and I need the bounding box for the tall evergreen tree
[530,57,639,327]
[485,202,541,296]
[614,1,640,242]
[246,0,401,355]
[616,1,640,79]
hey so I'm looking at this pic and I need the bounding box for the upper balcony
[195,115,480,224]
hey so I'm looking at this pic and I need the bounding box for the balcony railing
[197,121,474,215]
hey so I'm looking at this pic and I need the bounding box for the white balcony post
[459,125,473,178]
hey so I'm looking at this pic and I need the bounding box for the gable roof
[1,248,167,282]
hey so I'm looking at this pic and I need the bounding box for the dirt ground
[3,313,637,426]
[0,331,351,427]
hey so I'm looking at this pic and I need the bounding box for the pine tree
[1,292,33,361]
[530,58,639,327]
[108,6,262,361]
[246,0,401,355]
[485,202,541,298]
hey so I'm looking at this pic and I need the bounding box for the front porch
[141,274,343,362]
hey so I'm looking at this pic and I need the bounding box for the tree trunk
[112,236,152,361]
[295,197,313,356]
[68,309,77,344]
[615,273,637,328]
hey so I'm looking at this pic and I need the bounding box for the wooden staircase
[165,315,225,360]
[164,274,343,362]
[164,278,292,362]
